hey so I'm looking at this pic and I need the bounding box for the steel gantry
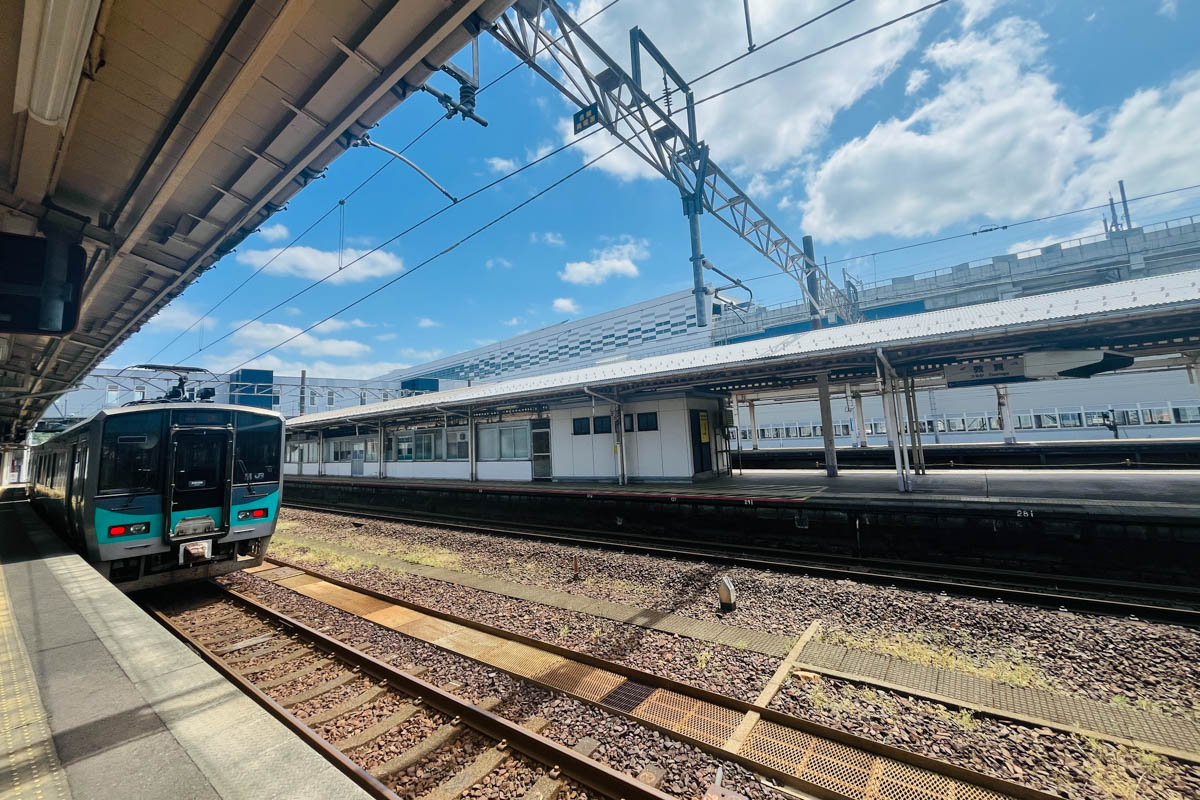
[489,0,862,328]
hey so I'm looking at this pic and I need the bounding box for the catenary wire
[145,0,628,363]
[178,0,916,372]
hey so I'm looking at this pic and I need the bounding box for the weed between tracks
[820,627,1052,689]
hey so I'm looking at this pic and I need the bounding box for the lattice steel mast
[490,0,861,327]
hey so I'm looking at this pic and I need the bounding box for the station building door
[689,409,713,475]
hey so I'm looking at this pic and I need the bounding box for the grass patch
[273,530,462,572]
[1078,735,1170,800]
[821,628,1051,689]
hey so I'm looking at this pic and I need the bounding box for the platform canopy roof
[290,269,1200,430]
[0,0,512,446]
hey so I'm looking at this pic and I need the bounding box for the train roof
[31,403,283,448]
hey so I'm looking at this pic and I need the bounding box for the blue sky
[113,0,1200,379]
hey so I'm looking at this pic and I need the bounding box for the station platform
[0,501,371,800]
[285,469,1200,587]
[287,467,1200,508]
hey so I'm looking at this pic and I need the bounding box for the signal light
[109,522,149,536]
[237,508,268,521]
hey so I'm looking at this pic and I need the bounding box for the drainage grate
[631,689,741,747]
[533,660,625,702]
[600,679,656,713]
[738,719,1010,800]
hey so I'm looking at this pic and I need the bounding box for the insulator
[459,83,477,113]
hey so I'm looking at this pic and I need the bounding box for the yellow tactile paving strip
[0,563,70,800]
[257,567,1038,800]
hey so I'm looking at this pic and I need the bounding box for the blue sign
[573,103,600,134]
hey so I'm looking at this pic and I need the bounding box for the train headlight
[109,522,150,536]
[237,508,268,521]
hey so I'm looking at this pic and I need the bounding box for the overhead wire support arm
[489,0,862,326]
[351,133,459,203]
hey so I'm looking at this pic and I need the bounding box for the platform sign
[944,357,1025,387]
[573,103,600,133]
[698,411,710,443]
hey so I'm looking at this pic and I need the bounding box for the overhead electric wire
[187,1,952,376]
[145,0,628,364]
[732,181,1200,286]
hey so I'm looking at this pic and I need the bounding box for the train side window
[965,415,987,432]
[572,417,590,435]
[1060,411,1083,428]
[637,412,658,432]
[133,386,145,402]
[106,385,119,404]
[234,412,281,484]
[99,412,164,494]
[1014,414,1034,430]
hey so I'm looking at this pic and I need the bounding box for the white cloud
[959,0,1001,29]
[485,257,512,269]
[905,68,929,95]
[284,306,302,316]
[147,301,216,331]
[553,297,580,314]
[314,318,372,332]
[501,317,521,326]
[800,17,1200,242]
[801,18,1092,241]
[417,317,440,328]
[560,0,933,180]
[473,338,497,346]
[376,332,397,341]
[206,352,416,381]
[257,223,289,242]
[1158,0,1178,18]
[485,156,519,173]
[1007,223,1104,255]
[1085,11,1097,22]
[559,236,647,285]
[231,320,371,358]
[526,141,555,162]
[530,231,565,246]
[235,246,404,284]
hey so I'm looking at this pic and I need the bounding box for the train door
[530,419,551,480]
[689,409,713,475]
[67,441,87,547]
[167,428,231,538]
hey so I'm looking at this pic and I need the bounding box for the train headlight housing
[237,508,268,521]
[109,522,150,536]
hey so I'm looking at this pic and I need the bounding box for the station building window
[134,385,145,402]
[477,424,530,460]
[593,415,612,434]
[1142,407,1171,424]
[385,432,413,461]
[624,414,634,433]
[572,417,591,435]
[1015,414,1034,430]
[1114,408,1141,426]
[310,389,318,409]
[327,389,335,406]
[1059,411,1083,428]
[1173,405,1200,423]
[414,430,444,461]
[446,428,469,460]
[1084,408,1111,427]
[637,412,658,432]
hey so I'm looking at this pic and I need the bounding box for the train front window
[234,412,281,484]
[99,412,164,494]
[174,436,224,491]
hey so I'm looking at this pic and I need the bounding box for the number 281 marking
[1016,508,1034,518]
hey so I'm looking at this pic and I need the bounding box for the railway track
[147,584,672,800]
[205,556,1077,800]
[283,501,1200,626]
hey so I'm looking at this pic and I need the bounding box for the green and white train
[30,403,283,591]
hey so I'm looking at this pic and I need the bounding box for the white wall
[382,461,471,480]
[550,396,698,481]
[477,461,532,481]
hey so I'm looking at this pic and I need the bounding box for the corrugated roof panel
[290,270,1200,428]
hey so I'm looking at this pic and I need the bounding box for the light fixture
[14,0,102,128]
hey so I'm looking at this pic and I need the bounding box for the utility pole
[298,369,307,416]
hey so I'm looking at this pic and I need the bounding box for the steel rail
[244,555,1073,797]
[147,585,674,800]
[282,500,1200,626]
